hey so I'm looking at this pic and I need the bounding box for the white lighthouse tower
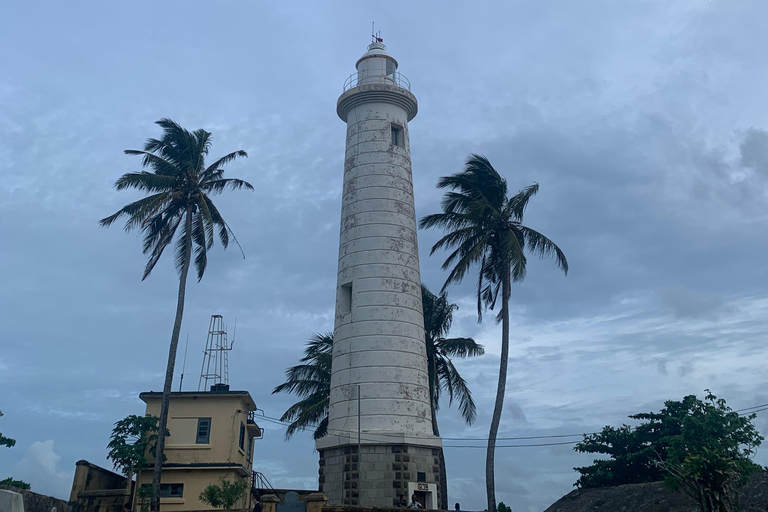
[316,40,442,508]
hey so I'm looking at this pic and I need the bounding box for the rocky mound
[543,473,768,512]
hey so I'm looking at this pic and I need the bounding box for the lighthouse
[316,40,442,508]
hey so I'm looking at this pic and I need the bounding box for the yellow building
[135,385,261,511]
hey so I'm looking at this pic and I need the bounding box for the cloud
[11,440,73,500]
[657,287,727,319]
[739,128,768,175]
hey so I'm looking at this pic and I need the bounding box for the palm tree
[99,119,252,512]
[273,287,483,441]
[271,332,333,440]
[421,284,484,510]
[418,154,568,512]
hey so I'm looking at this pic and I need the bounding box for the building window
[196,418,211,444]
[239,422,246,450]
[142,484,183,498]
[391,125,403,147]
[417,472,426,483]
[247,435,254,461]
[339,282,352,314]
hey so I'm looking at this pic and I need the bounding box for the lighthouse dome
[354,41,399,87]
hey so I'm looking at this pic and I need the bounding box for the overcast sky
[2,2,768,511]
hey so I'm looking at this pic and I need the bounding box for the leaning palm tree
[99,118,252,512]
[419,154,568,512]
[272,333,332,440]
[422,283,484,509]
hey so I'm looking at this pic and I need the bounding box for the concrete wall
[0,485,72,512]
[140,392,258,468]
[328,95,433,438]
[69,460,127,502]
[134,468,249,512]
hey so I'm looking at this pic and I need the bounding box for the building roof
[139,390,257,410]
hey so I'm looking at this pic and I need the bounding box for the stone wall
[69,460,127,501]
[319,444,441,507]
[0,485,72,512]
[68,460,130,512]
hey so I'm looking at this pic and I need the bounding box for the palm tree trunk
[150,206,193,512]
[486,267,510,512]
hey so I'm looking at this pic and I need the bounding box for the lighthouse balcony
[343,70,411,92]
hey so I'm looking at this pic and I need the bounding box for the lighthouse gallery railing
[343,71,411,92]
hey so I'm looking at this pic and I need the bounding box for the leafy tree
[0,414,29,491]
[272,332,332,440]
[107,415,168,476]
[658,391,763,512]
[419,154,568,512]
[199,479,249,510]
[0,477,30,490]
[574,392,763,512]
[100,119,252,511]
[0,411,16,448]
[497,502,511,512]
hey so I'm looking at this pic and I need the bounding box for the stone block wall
[0,485,73,512]
[318,444,441,507]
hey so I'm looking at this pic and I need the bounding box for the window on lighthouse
[339,282,353,314]
[391,124,403,147]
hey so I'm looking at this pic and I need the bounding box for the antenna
[198,315,233,391]
[178,334,189,392]
[371,22,383,44]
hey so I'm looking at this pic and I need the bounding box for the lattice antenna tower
[198,314,236,391]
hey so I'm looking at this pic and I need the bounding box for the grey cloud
[739,127,768,175]
[657,287,727,319]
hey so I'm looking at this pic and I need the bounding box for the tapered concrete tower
[316,41,442,508]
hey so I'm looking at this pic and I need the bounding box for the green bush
[199,479,248,510]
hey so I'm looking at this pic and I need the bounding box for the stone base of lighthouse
[318,441,442,508]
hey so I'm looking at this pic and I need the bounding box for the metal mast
[198,314,233,391]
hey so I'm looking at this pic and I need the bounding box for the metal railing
[252,471,274,492]
[343,71,411,92]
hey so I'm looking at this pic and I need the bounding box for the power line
[443,432,595,441]
[255,401,768,448]
[446,441,580,448]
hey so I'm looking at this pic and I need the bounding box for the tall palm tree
[272,332,333,440]
[419,154,568,512]
[99,119,253,512]
[421,284,484,510]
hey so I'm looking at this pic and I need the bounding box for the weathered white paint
[0,489,25,512]
[317,42,441,451]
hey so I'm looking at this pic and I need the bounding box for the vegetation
[100,119,252,511]
[198,479,249,510]
[575,391,763,512]
[0,477,30,490]
[107,414,167,476]
[419,154,568,512]
[272,332,332,440]
[0,411,15,449]
[422,284,484,509]
[421,284,485,436]
[272,285,484,449]
[497,502,511,512]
